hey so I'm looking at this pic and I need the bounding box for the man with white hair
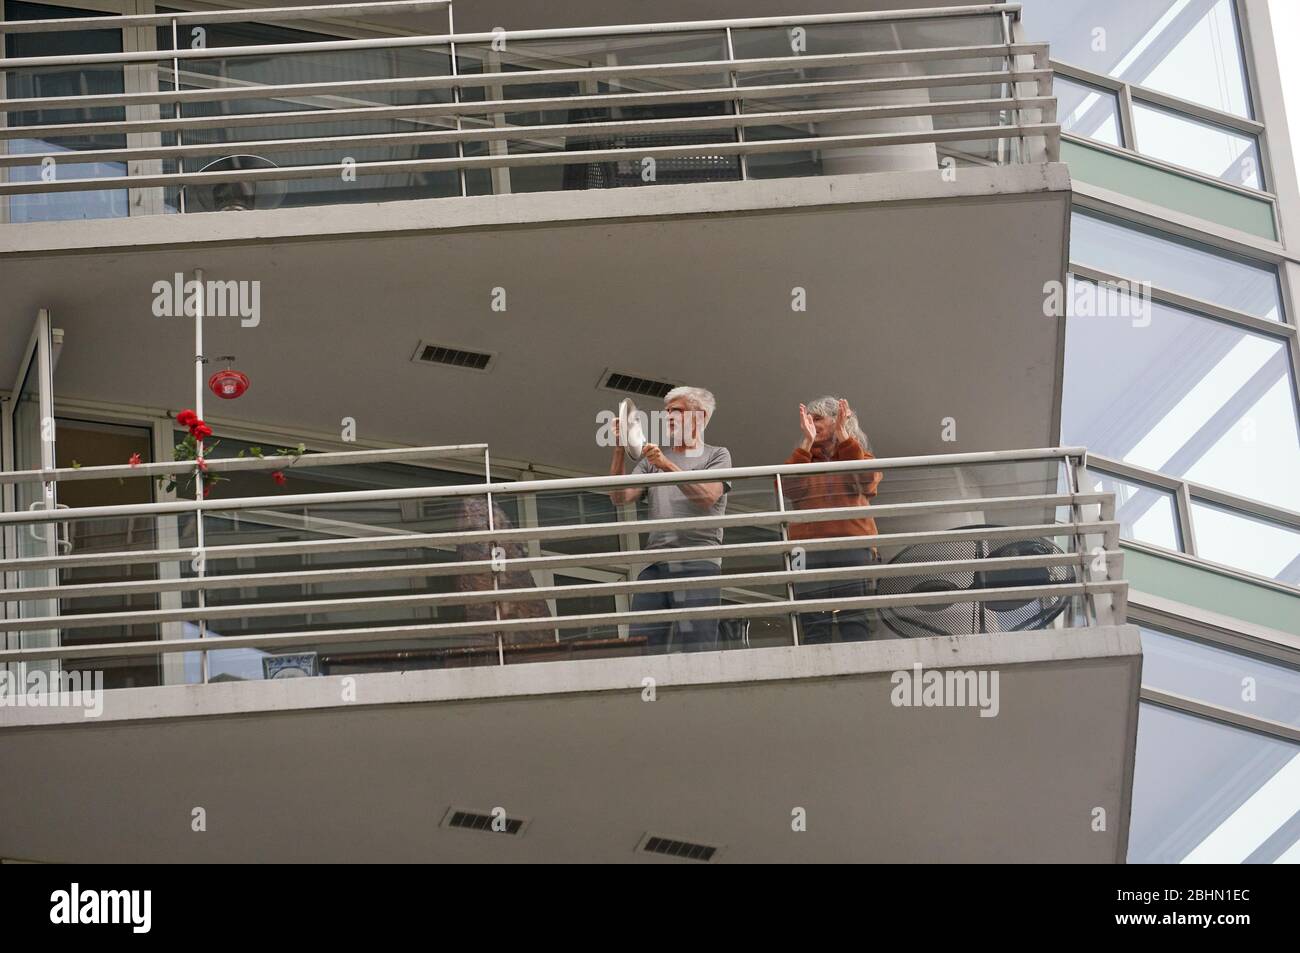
[608,386,732,653]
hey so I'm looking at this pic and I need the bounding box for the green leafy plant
[146,410,305,498]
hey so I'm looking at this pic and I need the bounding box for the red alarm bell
[208,358,250,400]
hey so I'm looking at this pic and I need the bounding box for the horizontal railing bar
[0,516,1110,575]
[0,444,489,485]
[0,58,1045,138]
[0,446,1082,518]
[319,636,646,664]
[0,48,1042,114]
[0,1,453,33]
[0,581,1125,665]
[0,121,1059,196]
[0,97,1051,168]
[0,550,1107,632]
[6,522,1105,601]
[0,8,1021,67]
[0,468,1094,526]
[0,3,1016,35]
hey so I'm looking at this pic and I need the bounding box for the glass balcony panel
[1069,210,1285,322]
[1085,468,1182,550]
[1054,74,1123,146]
[1132,99,1263,189]
[1139,626,1300,726]
[154,16,457,211]
[1190,500,1300,584]
[38,419,162,689]
[455,32,731,101]
[160,436,497,680]
[3,1,128,223]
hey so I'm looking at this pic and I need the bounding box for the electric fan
[875,525,1076,638]
[185,155,288,212]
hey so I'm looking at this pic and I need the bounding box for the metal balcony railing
[0,445,1124,688]
[0,2,1058,219]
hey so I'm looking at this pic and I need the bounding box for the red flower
[191,422,213,441]
[202,484,214,498]
[127,452,142,467]
[271,470,287,486]
[176,409,198,428]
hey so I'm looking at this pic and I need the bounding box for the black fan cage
[562,103,742,189]
[874,527,1077,638]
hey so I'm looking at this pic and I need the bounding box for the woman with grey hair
[781,396,883,643]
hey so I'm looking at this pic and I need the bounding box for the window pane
[1191,500,1300,584]
[1129,703,1300,863]
[3,1,128,223]
[1086,469,1182,549]
[1062,279,1300,510]
[1139,627,1300,726]
[1070,210,1284,322]
[1022,0,1252,117]
[1055,75,1123,145]
[1132,100,1263,189]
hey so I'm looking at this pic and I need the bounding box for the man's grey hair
[664,386,717,427]
[806,395,869,451]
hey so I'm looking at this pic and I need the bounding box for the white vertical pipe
[193,268,209,682]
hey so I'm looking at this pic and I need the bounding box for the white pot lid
[618,398,647,460]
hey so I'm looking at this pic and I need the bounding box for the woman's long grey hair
[806,395,869,452]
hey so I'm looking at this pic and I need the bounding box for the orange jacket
[781,437,882,539]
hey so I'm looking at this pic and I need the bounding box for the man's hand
[642,443,674,471]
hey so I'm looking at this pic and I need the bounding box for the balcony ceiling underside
[0,628,1140,863]
[0,174,1069,468]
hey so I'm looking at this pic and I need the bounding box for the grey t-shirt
[632,443,733,552]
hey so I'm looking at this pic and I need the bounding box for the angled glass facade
[1037,0,1300,865]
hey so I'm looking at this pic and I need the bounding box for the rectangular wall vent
[600,369,677,399]
[637,833,721,862]
[441,807,528,836]
[412,341,495,372]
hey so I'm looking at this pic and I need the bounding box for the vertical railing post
[172,19,186,213]
[1064,452,1085,629]
[1097,468,1126,625]
[1175,480,1198,557]
[1068,451,1117,629]
[774,473,801,647]
[1013,13,1059,162]
[724,27,748,181]
[447,3,467,197]
[1002,11,1022,165]
[1118,83,1138,153]
[192,269,208,682]
[484,447,505,665]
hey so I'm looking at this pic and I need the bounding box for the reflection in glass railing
[0,4,1057,221]
[0,448,1120,688]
